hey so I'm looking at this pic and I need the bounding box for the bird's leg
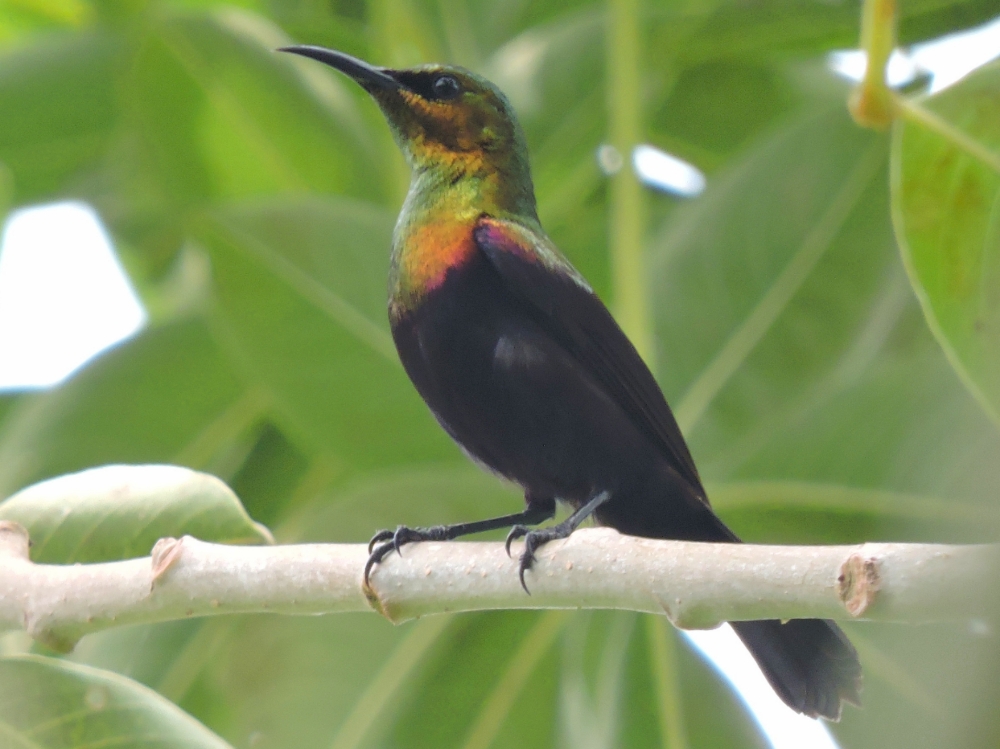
[364,496,555,585]
[514,490,611,593]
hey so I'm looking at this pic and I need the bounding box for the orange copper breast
[401,217,478,293]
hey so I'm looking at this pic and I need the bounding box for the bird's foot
[364,525,449,585]
[513,490,611,593]
[514,520,576,594]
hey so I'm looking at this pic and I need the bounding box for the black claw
[364,525,451,585]
[364,540,395,586]
[518,548,535,594]
[505,525,528,557]
[392,527,406,555]
[364,525,413,585]
[517,532,541,594]
[368,529,393,554]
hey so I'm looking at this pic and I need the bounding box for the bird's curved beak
[278,46,400,92]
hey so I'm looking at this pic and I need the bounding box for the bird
[279,44,862,721]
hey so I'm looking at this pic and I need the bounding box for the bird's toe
[517,549,535,594]
[367,529,394,553]
[505,525,529,557]
[364,540,397,585]
[391,526,412,555]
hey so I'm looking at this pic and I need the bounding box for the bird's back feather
[474,216,705,496]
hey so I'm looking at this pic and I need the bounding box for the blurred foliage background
[0,0,999,747]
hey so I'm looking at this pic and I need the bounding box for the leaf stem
[848,0,897,130]
[607,0,654,364]
[647,616,688,749]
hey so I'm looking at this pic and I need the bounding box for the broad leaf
[0,654,233,749]
[892,61,1000,424]
[5,2,1000,749]
[650,87,1000,748]
[124,12,382,206]
[0,31,124,202]
[0,319,248,501]
[196,196,458,469]
[0,463,270,564]
[708,480,1000,544]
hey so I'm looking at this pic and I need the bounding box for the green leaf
[0,0,93,41]
[124,12,383,205]
[0,159,10,214]
[196,196,458,469]
[653,103,889,432]
[0,654,233,749]
[0,464,271,564]
[892,61,1000,424]
[0,158,10,249]
[390,609,769,749]
[667,0,1000,65]
[708,480,1000,543]
[652,99,1000,502]
[8,3,1000,748]
[171,469,763,749]
[0,393,17,432]
[388,610,565,749]
[650,84,1000,748]
[0,30,123,203]
[71,467,525,748]
[0,319,248,501]
[833,619,1000,749]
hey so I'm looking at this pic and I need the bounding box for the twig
[0,521,994,653]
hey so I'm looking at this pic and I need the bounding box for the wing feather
[474,216,705,498]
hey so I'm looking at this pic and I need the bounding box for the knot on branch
[838,553,882,616]
[150,536,188,587]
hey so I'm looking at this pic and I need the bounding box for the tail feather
[600,479,863,719]
[731,618,862,720]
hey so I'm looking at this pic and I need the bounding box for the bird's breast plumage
[389,213,480,320]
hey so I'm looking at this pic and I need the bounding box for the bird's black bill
[278,45,400,91]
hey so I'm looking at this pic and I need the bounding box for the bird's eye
[431,75,461,100]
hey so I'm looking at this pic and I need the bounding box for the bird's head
[280,46,531,187]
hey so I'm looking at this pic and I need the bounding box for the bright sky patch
[0,202,146,390]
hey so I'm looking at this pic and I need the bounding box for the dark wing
[475,216,706,499]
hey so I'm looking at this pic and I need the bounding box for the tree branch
[0,520,995,652]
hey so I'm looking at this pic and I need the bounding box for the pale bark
[0,521,995,652]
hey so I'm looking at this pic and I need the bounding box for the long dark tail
[601,484,863,720]
[707,511,862,720]
[700,512,861,720]
[730,618,862,720]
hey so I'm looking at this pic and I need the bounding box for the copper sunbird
[279,44,862,720]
